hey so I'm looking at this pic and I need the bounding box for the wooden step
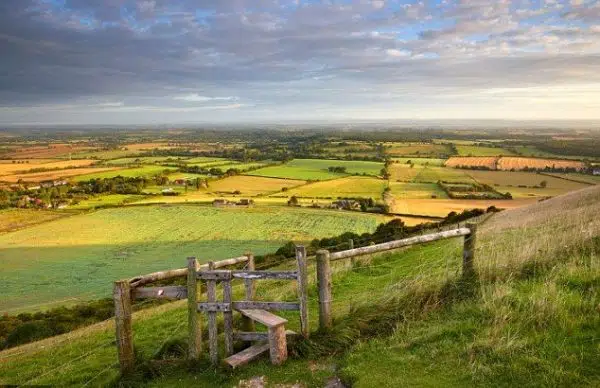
[223,342,270,369]
[234,330,297,342]
[237,309,287,328]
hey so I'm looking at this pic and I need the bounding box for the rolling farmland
[455,145,515,156]
[206,175,305,196]
[248,158,384,180]
[276,176,386,198]
[0,167,123,183]
[72,165,177,181]
[0,205,392,312]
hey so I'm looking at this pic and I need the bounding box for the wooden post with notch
[114,280,134,374]
[463,222,477,278]
[242,252,256,332]
[206,261,219,365]
[187,257,202,359]
[316,249,332,330]
[296,245,309,338]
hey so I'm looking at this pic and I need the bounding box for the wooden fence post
[316,249,332,330]
[296,245,309,338]
[114,280,134,374]
[242,252,256,333]
[463,222,477,277]
[206,261,219,365]
[349,239,356,266]
[223,277,234,356]
[187,257,202,360]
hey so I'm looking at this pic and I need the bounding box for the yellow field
[390,198,538,217]
[3,144,95,159]
[0,167,122,183]
[388,182,448,199]
[275,176,386,199]
[206,176,305,196]
[445,157,499,169]
[0,209,73,234]
[389,163,422,181]
[0,159,97,176]
[497,157,585,171]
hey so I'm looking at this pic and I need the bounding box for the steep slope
[1,186,598,387]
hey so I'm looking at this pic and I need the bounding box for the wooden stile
[242,252,256,333]
[206,261,219,365]
[187,257,202,359]
[296,245,309,338]
[114,280,134,374]
[223,277,234,356]
[316,250,333,330]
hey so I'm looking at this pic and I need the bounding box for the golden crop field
[1,167,122,183]
[445,156,499,169]
[206,175,305,196]
[3,144,95,159]
[388,182,448,199]
[497,157,585,171]
[276,176,386,199]
[390,198,538,217]
[0,159,97,176]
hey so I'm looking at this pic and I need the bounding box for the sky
[0,0,599,125]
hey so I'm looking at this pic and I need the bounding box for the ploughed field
[0,205,392,313]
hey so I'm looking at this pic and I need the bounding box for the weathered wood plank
[198,302,232,312]
[316,250,332,330]
[296,245,309,338]
[187,257,202,360]
[129,255,248,287]
[233,301,300,311]
[232,271,298,280]
[133,286,187,300]
[114,280,134,374]
[197,270,232,280]
[268,324,288,365]
[242,253,256,333]
[329,227,471,261]
[223,278,234,356]
[223,342,270,369]
[206,261,219,365]
[237,309,288,328]
[463,222,477,278]
[234,330,297,342]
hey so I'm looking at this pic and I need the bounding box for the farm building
[593,168,600,176]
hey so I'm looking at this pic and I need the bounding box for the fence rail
[113,222,479,373]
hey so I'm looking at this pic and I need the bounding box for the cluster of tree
[438,181,512,200]
[327,166,347,173]
[75,176,152,195]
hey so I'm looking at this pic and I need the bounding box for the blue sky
[0,0,599,125]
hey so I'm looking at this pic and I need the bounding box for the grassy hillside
[1,186,598,387]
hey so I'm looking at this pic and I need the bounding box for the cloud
[0,0,599,123]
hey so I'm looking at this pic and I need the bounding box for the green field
[392,158,446,166]
[276,176,386,199]
[455,145,515,156]
[0,209,73,234]
[68,194,146,209]
[388,182,449,199]
[413,166,477,184]
[385,143,452,157]
[0,205,392,312]
[248,159,384,180]
[72,166,177,181]
[105,156,190,165]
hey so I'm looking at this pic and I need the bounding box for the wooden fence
[113,222,478,373]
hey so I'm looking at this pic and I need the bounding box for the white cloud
[173,94,238,102]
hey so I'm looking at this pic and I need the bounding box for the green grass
[388,182,449,199]
[456,145,516,157]
[0,205,390,313]
[73,166,178,181]
[0,209,73,234]
[248,159,384,181]
[385,143,452,157]
[105,157,190,165]
[68,194,146,209]
[413,166,477,184]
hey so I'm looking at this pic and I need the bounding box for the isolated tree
[288,196,299,206]
[540,180,548,188]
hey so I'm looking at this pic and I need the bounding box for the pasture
[455,145,515,156]
[388,182,448,199]
[392,158,446,166]
[0,209,72,234]
[0,205,392,312]
[248,158,384,180]
[205,175,305,196]
[385,142,452,157]
[104,156,191,165]
[276,176,386,199]
[68,194,146,209]
[413,166,477,184]
[72,165,177,181]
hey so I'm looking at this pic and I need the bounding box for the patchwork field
[455,145,515,156]
[385,143,452,157]
[248,159,384,180]
[497,157,585,171]
[3,144,95,159]
[72,166,177,181]
[0,205,392,312]
[392,158,446,166]
[0,167,122,183]
[388,182,448,199]
[206,175,305,196]
[445,156,499,169]
[275,176,386,199]
[0,159,96,176]
[389,198,538,217]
